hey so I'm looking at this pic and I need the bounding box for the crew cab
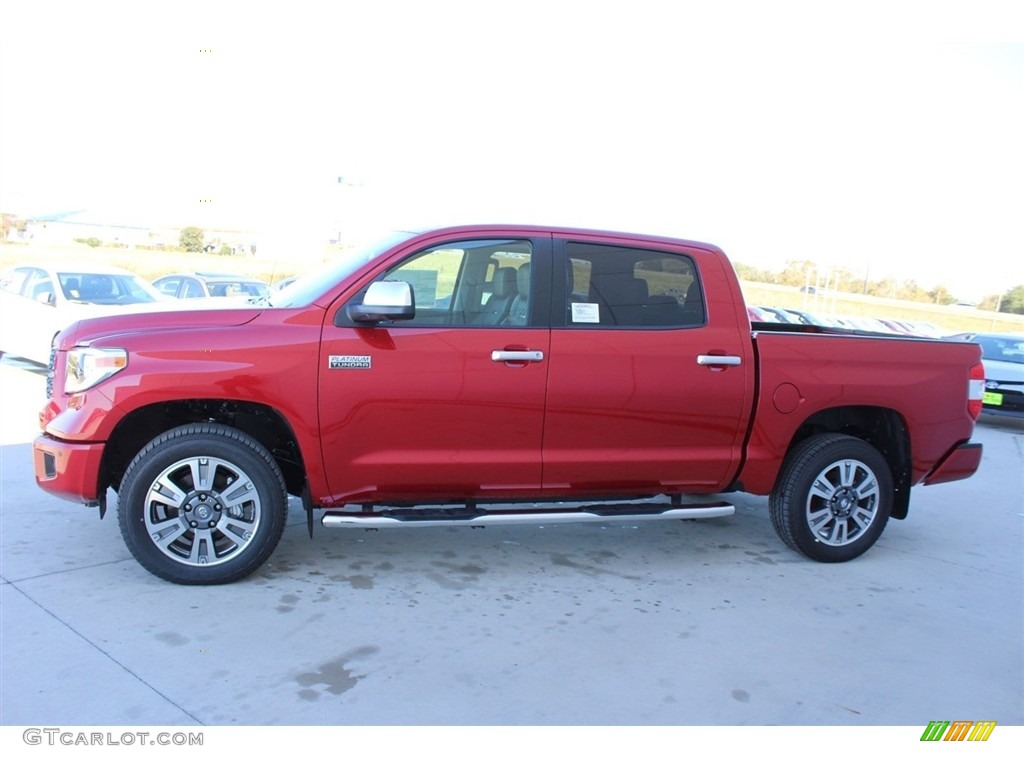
[32,225,986,584]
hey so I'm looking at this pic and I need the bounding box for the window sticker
[571,302,600,323]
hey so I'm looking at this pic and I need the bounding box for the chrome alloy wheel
[144,456,263,567]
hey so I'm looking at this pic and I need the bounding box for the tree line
[734,259,1023,315]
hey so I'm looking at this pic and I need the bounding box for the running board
[321,501,734,529]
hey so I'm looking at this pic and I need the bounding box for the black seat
[679,282,705,325]
[636,283,703,327]
[591,275,648,325]
[478,267,517,324]
[641,295,686,326]
[504,263,531,326]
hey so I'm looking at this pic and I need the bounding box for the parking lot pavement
[1,355,1022,728]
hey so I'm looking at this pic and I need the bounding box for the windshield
[978,335,1024,364]
[207,280,271,299]
[59,271,164,304]
[268,230,417,308]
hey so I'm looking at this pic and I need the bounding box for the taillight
[967,361,985,420]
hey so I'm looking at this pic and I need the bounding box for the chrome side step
[321,500,734,529]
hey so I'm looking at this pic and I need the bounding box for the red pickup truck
[33,225,985,584]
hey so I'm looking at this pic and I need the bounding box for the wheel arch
[100,399,308,499]
[784,405,912,519]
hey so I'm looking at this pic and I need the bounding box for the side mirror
[346,280,416,324]
[38,291,57,306]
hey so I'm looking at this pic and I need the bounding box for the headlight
[65,346,128,393]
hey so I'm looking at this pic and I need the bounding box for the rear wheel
[118,424,287,584]
[770,434,892,562]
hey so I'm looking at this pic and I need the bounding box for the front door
[317,236,550,506]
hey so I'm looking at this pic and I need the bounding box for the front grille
[46,346,56,398]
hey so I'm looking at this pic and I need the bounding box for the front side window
[154,277,181,297]
[181,279,205,299]
[21,269,52,301]
[354,239,534,326]
[564,243,704,328]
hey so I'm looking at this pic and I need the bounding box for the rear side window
[1,267,44,298]
[0,268,32,296]
[564,243,704,328]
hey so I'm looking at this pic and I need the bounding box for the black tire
[769,433,892,562]
[118,424,287,585]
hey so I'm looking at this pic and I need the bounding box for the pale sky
[1,4,1022,301]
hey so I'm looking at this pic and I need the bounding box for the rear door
[317,234,552,505]
[542,236,754,494]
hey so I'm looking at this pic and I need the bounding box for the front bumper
[982,382,1024,417]
[33,433,105,505]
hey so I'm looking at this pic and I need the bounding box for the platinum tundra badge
[329,355,372,369]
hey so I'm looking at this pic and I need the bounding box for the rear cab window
[561,242,705,328]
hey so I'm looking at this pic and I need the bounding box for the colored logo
[920,721,996,741]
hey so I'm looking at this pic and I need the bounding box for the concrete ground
[1,354,1021,733]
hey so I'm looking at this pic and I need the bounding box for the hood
[56,303,266,350]
[983,358,1024,385]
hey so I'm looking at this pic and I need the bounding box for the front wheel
[769,433,893,562]
[118,424,287,584]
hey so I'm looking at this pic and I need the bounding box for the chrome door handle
[492,350,544,362]
[697,355,742,367]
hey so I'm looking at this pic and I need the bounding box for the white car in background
[946,331,1024,418]
[0,263,167,365]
